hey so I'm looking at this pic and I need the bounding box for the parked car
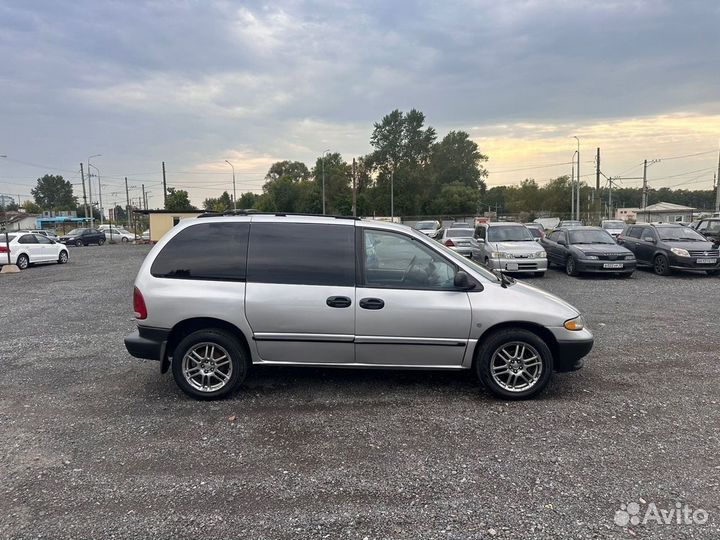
[558,220,583,227]
[141,229,150,241]
[471,222,547,277]
[0,232,69,270]
[18,229,60,241]
[449,222,472,229]
[413,220,442,239]
[524,223,545,241]
[440,227,475,257]
[542,226,636,277]
[617,223,720,276]
[125,214,593,400]
[694,218,720,243]
[600,219,626,238]
[59,228,106,247]
[105,227,136,243]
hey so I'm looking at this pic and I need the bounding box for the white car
[0,232,69,270]
[105,227,137,243]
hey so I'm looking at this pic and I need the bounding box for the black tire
[97,238,105,246]
[171,329,248,400]
[653,254,671,276]
[58,250,68,264]
[565,256,579,276]
[121,237,129,243]
[16,253,29,270]
[75,239,83,247]
[475,328,553,400]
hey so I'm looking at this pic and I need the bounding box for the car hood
[491,241,543,254]
[663,240,716,250]
[497,279,580,321]
[572,244,632,255]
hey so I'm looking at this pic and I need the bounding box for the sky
[1,0,719,211]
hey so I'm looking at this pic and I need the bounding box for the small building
[615,207,639,222]
[0,212,40,231]
[635,202,696,224]
[137,210,203,242]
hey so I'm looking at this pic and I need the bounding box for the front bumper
[487,257,548,273]
[669,255,720,271]
[548,327,593,372]
[124,326,169,361]
[576,258,636,273]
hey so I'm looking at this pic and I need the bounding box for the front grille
[587,253,626,261]
[517,263,538,269]
[689,250,719,257]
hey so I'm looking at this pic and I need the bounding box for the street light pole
[89,163,104,226]
[570,151,577,220]
[573,137,580,221]
[224,160,237,211]
[321,149,330,215]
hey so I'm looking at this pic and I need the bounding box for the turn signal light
[133,287,147,320]
[564,317,585,331]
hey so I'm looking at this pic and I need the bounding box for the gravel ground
[1,245,719,540]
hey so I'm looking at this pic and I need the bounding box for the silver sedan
[440,227,475,257]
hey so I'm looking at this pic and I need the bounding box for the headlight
[535,251,547,258]
[492,252,513,259]
[671,247,690,257]
[584,255,599,260]
[564,316,585,331]
[625,254,635,260]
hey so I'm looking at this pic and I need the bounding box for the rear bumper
[124,326,169,361]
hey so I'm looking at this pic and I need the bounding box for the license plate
[506,262,519,271]
[603,263,624,269]
[697,258,717,264]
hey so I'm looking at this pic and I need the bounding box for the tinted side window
[18,234,38,244]
[35,234,52,244]
[247,223,355,286]
[627,226,642,239]
[151,222,250,281]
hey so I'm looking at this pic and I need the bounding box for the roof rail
[196,211,360,221]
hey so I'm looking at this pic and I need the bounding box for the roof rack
[196,211,360,221]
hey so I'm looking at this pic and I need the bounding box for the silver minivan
[125,214,593,400]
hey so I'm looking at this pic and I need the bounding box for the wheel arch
[164,317,252,374]
[471,321,559,369]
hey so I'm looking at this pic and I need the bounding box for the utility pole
[596,148,600,190]
[352,158,357,217]
[390,164,395,221]
[321,149,330,215]
[80,163,89,220]
[570,162,575,220]
[97,172,104,226]
[162,161,167,208]
[715,148,720,212]
[574,137,580,221]
[142,184,146,211]
[641,159,648,213]
[125,177,131,229]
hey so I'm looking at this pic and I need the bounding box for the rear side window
[627,226,642,239]
[151,222,250,281]
[18,234,38,244]
[247,223,355,286]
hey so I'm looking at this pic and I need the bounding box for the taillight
[445,239,456,247]
[133,287,147,319]
[0,246,7,254]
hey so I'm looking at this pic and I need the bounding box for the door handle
[359,297,385,310]
[326,296,352,308]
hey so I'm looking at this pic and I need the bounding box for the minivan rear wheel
[171,329,248,400]
[475,328,553,400]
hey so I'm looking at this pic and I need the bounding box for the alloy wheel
[490,341,543,392]
[181,342,233,393]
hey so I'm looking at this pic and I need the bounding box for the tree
[22,200,42,214]
[433,183,481,215]
[265,161,310,182]
[237,192,258,209]
[31,174,77,210]
[429,131,488,192]
[258,161,315,213]
[165,187,195,211]
[111,205,127,223]
[203,191,233,212]
[311,152,352,215]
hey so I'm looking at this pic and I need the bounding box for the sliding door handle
[326,296,352,308]
[359,297,385,310]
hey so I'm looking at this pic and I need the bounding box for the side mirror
[643,236,656,243]
[476,238,485,243]
[557,239,567,246]
[454,270,476,290]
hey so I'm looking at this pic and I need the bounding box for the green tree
[311,152,352,215]
[165,187,195,211]
[434,183,481,215]
[111,204,127,223]
[22,200,43,214]
[429,131,488,192]
[237,192,258,209]
[31,174,77,210]
[265,161,310,182]
[203,191,233,212]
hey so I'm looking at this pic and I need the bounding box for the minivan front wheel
[475,328,553,400]
[171,329,248,400]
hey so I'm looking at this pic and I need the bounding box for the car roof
[485,221,524,227]
[556,226,603,231]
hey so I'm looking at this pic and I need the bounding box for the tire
[16,253,29,270]
[475,328,553,400]
[653,254,671,276]
[565,256,579,276]
[58,250,68,264]
[75,239,83,247]
[97,238,105,246]
[121,237,129,243]
[171,329,248,400]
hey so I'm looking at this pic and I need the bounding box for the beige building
[635,202,696,223]
[140,210,203,242]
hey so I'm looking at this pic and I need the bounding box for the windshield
[488,226,534,242]
[415,221,436,230]
[602,221,625,230]
[446,228,474,238]
[657,226,706,241]
[66,228,84,236]
[569,229,616,244]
